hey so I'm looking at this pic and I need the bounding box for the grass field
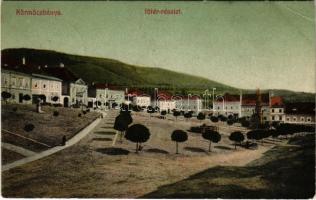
[3,110,312,198]
[142,134,315,199]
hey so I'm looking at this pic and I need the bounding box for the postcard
[1,0,315,199]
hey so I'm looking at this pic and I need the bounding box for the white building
[284,102,315,125]
[31,74,62,104]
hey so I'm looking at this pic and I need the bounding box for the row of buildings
[213,92,315,125]
[1,58,315,125]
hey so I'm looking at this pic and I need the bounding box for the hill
[1,48,315,101]
[1,48,237,94]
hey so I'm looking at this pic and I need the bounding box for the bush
[23,94,31,101]
[1,91,11,102]
[53,111,59,117]
[229,131,245,149]
[210,116,219,123]
[171,130,188,154]
[24,123,35,132]
[173,110,181,120]
[202,130,221,152]
[160,110,167,118]
[227,119,234,126]
[52,96,59,102]
[184,112,192,120]
[125,124,150,153]
[82,111,87,115]
[78,113,82,117]
[241,120,250,128]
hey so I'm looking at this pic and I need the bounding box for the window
[272,109,274,113]
[279,116,283,121]
[263,117,267,120]
[279,109,282,113]
[43,84,46,88]
[307,117,311,122]
[272,116,275,121]
[293,117,297,121]
[287,117,290,121]
[300,117,305,122]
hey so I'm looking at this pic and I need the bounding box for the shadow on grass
[142,135,315,199]
[94,131,116,135]
[101,126,114,129]
[214,145,233,150]
[93,138,112,141]
[146,148,169,154]
[96,148,129,155]
[184,147,207,153]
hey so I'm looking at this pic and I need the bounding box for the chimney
[22,57,26,65]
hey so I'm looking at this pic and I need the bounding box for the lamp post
[212,88,216,112]
[203,89,209,110]
[187,94,192,111]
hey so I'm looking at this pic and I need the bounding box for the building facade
[31,74,62,104]
[1,70,32,104]
[284,102,315,125]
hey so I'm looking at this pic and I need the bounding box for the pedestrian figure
[61,135,66,146]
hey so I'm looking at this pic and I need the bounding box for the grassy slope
[142,134,315,199]
[2,48,315,100]
[1,48,236,93]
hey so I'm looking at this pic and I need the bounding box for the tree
[184,112,192,121]
[229,131,245,149]
[125,124,150,153]
[52,96,59,102]
[171,130,188,154]
[23,94,31,101]
[210,116,219,123]
[197,112,205,125]
[147,106,155,118]
[227,119,234,126]
[1,91,11,103]
[173,110,181,121]
[114,111,133,143]
[202,130,221,152]
[24,123,35,132]
[241,120,250,128]
[160,110,167,119]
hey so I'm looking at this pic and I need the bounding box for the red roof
[157,91,173,100]
[271,96,283,107]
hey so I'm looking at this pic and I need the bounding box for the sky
[2,1,315,93]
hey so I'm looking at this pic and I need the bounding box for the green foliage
[173,110,181,119]
[1,91,11,100]
[197,112,205,121]
[184,112,192,119]
[114,112,133,132]
[53,111,59,117]
[24,123,35,132]
[229,131,245,149]
[202,130,221,152]
[23,94,31,101]
[210,116,219,123]
[227,119,234,126]
[52,96,59,102]
[171,130,188,143]
[125,124,150,152]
